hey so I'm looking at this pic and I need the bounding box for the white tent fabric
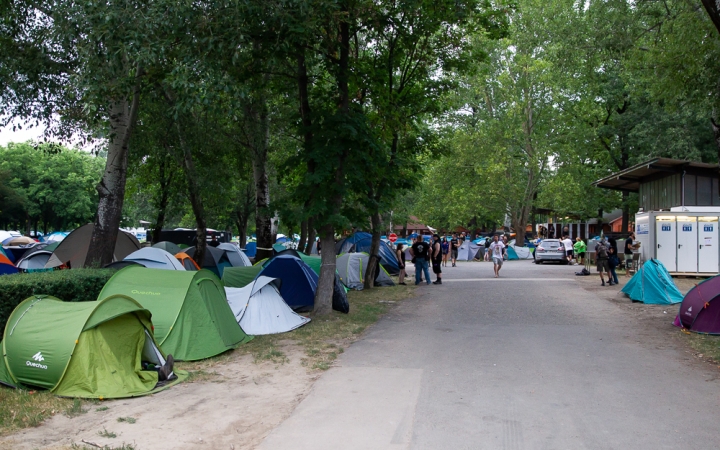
[218,243,252,267]
[336,252,395,290]
[457,241,482,261]
[512,246,534,259]
[123,247,185,270]
[15,251,52,269]
[225,276,310,335]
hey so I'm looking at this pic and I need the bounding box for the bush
[0,269,114,334]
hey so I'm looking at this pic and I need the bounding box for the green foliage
[0,142,104,232]
[0,269,113,333]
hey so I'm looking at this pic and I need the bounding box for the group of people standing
[594,232,635,286]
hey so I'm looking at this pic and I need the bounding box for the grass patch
[96,406,109,412]
[182,369,222,383]
[0,389,75,436]
[98,427,117,438]
[65,398,87,417]
[70,444,135,450]
[239,281,415,370]
[116,416,136,424]
[682,332,720,362]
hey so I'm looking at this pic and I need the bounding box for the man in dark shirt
[208,235,220,247]
[430,234,443,284]
[624,232,635,269]
[450,233,459,267]
[411,236,432,286]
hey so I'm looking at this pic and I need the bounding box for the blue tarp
[621,259,683,305]
[245,242,257,258]
[260,254,318,312]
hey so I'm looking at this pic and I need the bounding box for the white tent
[225,276,311,335]
[218,243,252,267]
[511,246,534,259]
[15,250,52,269]
[123,247,185,270]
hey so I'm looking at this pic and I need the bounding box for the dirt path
[0,345,318,450]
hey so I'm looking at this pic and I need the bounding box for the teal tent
[506,247,518,260]
[621,259,683,305]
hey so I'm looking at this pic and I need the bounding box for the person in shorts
[562,235,574,264]
[489,235,505,278]
[450,233,459,267]
[430,234,442,284]
[595,239,613,286]
[441,237,450,267]
[574,237,586,265]
[624,232,635,270]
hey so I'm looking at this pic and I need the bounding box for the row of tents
[619,258,720,335]
[0,231,401,399]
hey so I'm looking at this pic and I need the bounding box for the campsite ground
[2,261,720,449]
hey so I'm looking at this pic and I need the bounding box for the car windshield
[541,240,561,248]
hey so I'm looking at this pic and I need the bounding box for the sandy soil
[0,345,319,450]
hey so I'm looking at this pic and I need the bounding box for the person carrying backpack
[595,239,613,286]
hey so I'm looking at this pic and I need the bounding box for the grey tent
[456,241,481,261]
[45,224,140,268]
[336,252,395,290]
[124,248,185,270]
[218,243,252,267]
[225,276,310,335]
[152,241,182,255]
[15,248,52,270]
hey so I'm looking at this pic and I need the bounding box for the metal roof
[593,158,719,192]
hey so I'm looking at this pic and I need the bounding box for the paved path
[259,260,720,449]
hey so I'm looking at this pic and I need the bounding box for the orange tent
[0,254,19,275]
[175,252,200,271]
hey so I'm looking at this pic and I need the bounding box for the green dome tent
[99,266,252,361]
[0,295,185,398]
[222,265,264,288]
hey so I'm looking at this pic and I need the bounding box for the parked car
[534,239,567,264]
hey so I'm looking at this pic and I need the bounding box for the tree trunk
[711,119,720,196]
[85,96,138,268]
[305,218,316,255]
[244,96,273,262]
[621,191,630,234]
[313,224,336,316]
[701,0,720,35]
[298,220,308,254]
[151,157,170,245]
[175,121,207,267]
[363,211,382,289]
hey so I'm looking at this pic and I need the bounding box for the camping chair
[626,253,641,277]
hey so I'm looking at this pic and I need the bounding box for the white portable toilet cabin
[594,158,720,276]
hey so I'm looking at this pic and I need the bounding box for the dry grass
[0,388,87,436]
[681,331,720,363]
[238,281,415,370]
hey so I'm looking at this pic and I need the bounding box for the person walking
[562,235,574,264]
[489,235,505,278]
[410,236,431,285]
[573,237,586,265]
[441,237,450,267]
[484,236,491,261]
[450,233,459,267]
[624,232,635,274]
[431,234,443,284]
[595,238,613,286]
[396,243,407,285]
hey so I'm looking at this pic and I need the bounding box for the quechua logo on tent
[131,290,161,296]
[26,351,48,370]
[685,306,693,317]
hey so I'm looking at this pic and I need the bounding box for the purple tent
[677,275,720,334]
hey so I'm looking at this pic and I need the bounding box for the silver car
[534,239,568,264]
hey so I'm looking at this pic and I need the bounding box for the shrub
[0,269,114,333]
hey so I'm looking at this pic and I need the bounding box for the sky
[0,123,46,146]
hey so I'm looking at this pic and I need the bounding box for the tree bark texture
[313,224,336,316]
[363,211,383,289]
[304,217,316,255]
[151,156,171,245]
[701,0,720,35]
[84,95,138,267]
[298,220,308,254]
[175,121,207,267]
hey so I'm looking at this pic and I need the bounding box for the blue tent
[506,247,518,260]
[335,232,400,275]
[245,242,257,258]
[260,254,318,312]
[621,259,683,305]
